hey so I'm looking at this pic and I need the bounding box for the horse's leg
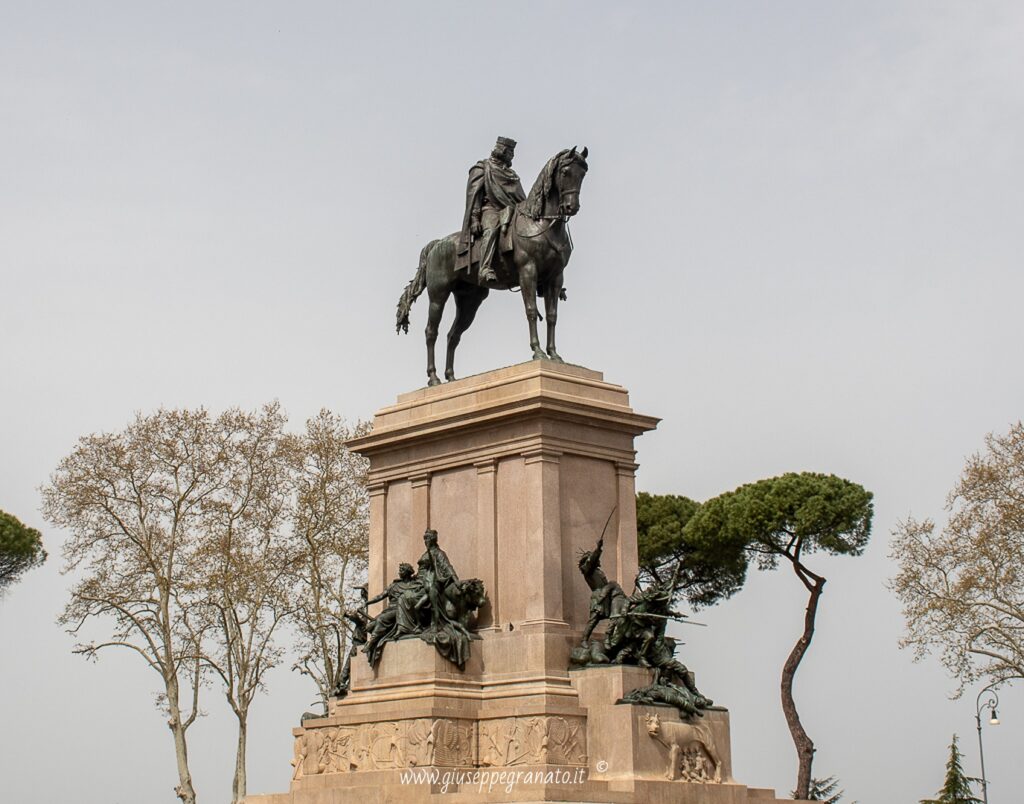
[425,285,450,387]
[518,263,547,360]
[544,273,564,362]
[445,285,488,381]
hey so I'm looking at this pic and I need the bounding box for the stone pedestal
[352,361,658,639]
[243,363,797,803]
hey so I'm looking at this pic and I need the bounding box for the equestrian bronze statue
[396,139,589,386]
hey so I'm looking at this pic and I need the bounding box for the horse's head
[523,146,589,220]
[554,146,589,217]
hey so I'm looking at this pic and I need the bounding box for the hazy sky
[2,2,1023,802]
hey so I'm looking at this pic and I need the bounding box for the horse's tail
[396,239,440,334]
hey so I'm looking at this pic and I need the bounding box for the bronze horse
[396,147,589,386]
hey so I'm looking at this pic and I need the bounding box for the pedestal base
[245,776,785,804]
[242,365,799,802]
[243,655,795,803]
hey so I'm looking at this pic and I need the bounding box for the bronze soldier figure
[461,136,526,284]
[362,563,424,666]
[418,527,459,628]
[334,584,372,697]
[578,535,629,651]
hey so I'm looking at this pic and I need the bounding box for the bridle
[540,164,585,220]
[535,186,579,221]
[515,206,568,240]
[518,160,586,235]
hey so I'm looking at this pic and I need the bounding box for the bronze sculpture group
[335,529,487,696]
[396,136,590,386]
[334,523,712,723]
[571,535,714,720]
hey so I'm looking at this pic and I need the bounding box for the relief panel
[292,718,476,778]
[478,716,587,767]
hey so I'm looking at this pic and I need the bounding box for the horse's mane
[522,148,584,219]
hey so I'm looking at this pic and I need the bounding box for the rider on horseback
[462,136,526,284]
[396,142,589,386]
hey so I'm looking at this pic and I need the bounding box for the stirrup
[480,266,498,283]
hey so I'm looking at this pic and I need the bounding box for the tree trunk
[165,677,198,804]
[782,572,824,801]
[232,714,247,803]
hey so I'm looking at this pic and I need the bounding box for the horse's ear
[569,146,577,156]
[581,146,588,159]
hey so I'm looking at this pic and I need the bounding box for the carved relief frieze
[478,716,587,767]
[292,718,476,778]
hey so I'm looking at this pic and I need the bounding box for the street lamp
[975,683,1001,804]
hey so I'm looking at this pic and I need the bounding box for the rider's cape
[460,158,526,248]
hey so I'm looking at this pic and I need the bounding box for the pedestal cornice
[348,361,659,459]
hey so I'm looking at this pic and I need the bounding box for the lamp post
[975,683,1001,804]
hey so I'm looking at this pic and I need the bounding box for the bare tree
[287,410,369,712]
[891,423,1024,692]
[191,404,300,803]
[44,404,370,800]
[42,409,223,804]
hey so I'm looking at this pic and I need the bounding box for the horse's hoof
[532,350,549,361]
[445,374,456,382]
[548,352,564,363]
[427,375,441,387]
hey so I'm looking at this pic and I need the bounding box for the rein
[517,185,577,236]
[513,208,574,256]
[515,210,564,238]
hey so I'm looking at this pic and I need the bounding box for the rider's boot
[478,228,499,283]
[480,265,498,283]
